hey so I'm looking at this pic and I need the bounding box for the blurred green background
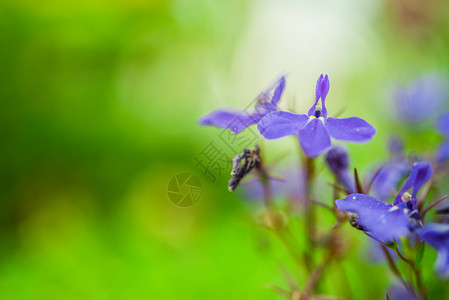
[0,0,448,299]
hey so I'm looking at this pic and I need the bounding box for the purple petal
[437,140,449,163]
[436,112,449,137]
[297,118,331,158]
[315,74,324,102]
[370,161,410,201]
[199,109,262,134]
[319,74,330,102]
[325,145,350,174]
[270,76,286,106]
[389,136,404,159]
[393,161,433,206]
[257,111,309,139]
[326,117,376,142]
[308,74,330,118]
[418,223,449,278]
[387,284,418,300]
[242,168,305,203]
[394,72,449,123]
[335,194,410,242]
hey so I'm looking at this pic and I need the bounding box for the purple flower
[437,112,449,136]
[257,74,376,158]
[335,162,433,243]
[418,223,449,278]
[370,138,411,201]
[393,72,448,124]
[387,284,418,300]
[242,167,305,204]
[325,145,355,193]
[393,161,433,211]
[436,112,449,163]
[198,76,286,134]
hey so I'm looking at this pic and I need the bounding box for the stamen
[401,192,412,202]
[314,101,322,118]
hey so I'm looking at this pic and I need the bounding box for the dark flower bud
[325,145,349,175]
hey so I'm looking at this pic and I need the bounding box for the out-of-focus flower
[335,162,433,243]
[367,240,397,263]
[387,284,418,300]
[325,145,355,193]
[436,112,449,163]
[418,223,449,278]
[242,167,305,204]
[258,74,376,158]
[198,76,286,134]
[393,72,448,124]
[370,137,411,201]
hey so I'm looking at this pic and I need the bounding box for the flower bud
[325,145,349,175]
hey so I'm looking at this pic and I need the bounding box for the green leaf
[384,240,398,251]
[415,242,426,269]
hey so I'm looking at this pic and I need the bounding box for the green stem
[303,156,316,261]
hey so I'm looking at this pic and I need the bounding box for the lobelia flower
[242,167,305,204]
[325,145,355,193]
[387,284,418,300]
[418,223,449,278]
[393,72,448,124]
[435,112,449,163]
[257,74,376,158]
[198,76,286,134]
[370,137,412,201]
[335,162,433,243]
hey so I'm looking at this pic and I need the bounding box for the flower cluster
[199,72,449,299]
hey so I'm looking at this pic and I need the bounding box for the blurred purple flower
[387,284,418,300]
[257,74,376,158]
[436,112,449,163]
[367,239,397,263]
[198,76,286,134]
[335,162,433,243]
[418,223,449,278]
[325,145,355,193]
[242,168,305,204]
[393,72,448,124]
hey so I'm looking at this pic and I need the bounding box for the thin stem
[275,230,310,270]
[379,244,414,295]
[353,168,365,194]
[365,166,383,194]
[304,156,316,257]
[300,253,333,300]
[417,178,434,212]
[326,182,350,196]
[309,199,334,212]
[394,245,427,299]
[422,195,449,219]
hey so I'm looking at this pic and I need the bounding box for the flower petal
[297,118,331,158]
[308,74,330,118]
[393,161,433,206]
[436,112,449,137]
[318,74,330,103]
[257,111,309,139]
[370,161,410,201]
[387,284,419,300]
[270,76,286,106]
[198,109,261,134]
[437,140,449,163]
[394,72,448,124]
[418,223,449,278]
[335,194,410,242]
[326,117,376,142]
